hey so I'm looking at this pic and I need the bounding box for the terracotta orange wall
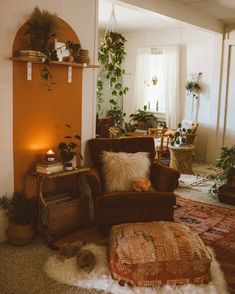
[13,18,82,197]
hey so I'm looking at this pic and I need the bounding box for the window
[133,45,181,128]
[144,48,165,112]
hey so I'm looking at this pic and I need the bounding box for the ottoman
[108,221,212,287]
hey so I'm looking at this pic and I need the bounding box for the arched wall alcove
[13,17,83,197]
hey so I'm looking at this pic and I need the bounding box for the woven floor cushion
[108,221,212,287]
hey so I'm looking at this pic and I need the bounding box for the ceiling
[171,0,235,24]
[98,0,191,33]
[99,0,235,33]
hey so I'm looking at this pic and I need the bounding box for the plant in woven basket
[209,145,235,194]
[0,192,34,225]
[169,122,192,147]
[58,124,83,163]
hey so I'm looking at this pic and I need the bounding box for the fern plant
[25,6,59,52]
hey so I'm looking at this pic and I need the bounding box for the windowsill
[148,111,166,119]
[150,111,165,115]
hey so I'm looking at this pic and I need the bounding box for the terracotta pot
[6,222,34,246]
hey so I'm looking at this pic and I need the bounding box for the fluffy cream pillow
[101,151,151,192]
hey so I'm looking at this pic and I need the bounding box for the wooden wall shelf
[12,57,99,82]
[11,57,99,68]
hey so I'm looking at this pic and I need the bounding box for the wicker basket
[169,145,195,175]
[46,197,87,235]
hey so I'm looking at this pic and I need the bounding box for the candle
[46,149,55,162]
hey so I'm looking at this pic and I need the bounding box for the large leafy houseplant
[129,105,157,130]
[210,145,235,193]
[98,31,128,131]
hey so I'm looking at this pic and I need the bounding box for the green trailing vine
[98,31,129,131]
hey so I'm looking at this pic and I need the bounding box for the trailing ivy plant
[98,31,129,130]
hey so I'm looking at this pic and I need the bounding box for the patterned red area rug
[175,196,235,294]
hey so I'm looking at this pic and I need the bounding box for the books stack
[19,50,46,62]
[36,161,64,174]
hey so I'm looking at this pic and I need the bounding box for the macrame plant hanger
[104,1,118,64]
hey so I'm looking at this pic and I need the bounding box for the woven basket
[46,198,87,235]
[169,145,195,175]
[6,222,34,246]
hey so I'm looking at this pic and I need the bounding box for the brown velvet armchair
[86,137,180,235]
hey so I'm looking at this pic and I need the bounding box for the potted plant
[25,6,59,54]
[0,192,35,246]
[169,122,193,147]
[58,124,83,169]
[210,145,235,194]
[185,73,202,99]
[129,105,157,130]
[152,75,158,86]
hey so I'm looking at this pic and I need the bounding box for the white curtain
[162,45,181,128]
[133,48,151,111]
[133,45,181,128]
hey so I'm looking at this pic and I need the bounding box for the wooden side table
[169,145,195,175]
[31,167,90,243]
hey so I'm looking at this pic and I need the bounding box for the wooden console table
[169,145,195,175]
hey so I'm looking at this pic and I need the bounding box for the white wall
[0,0,98,242]
[122,27,219,162]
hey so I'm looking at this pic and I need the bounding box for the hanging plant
[98,31,129,131]
[185,72,202,99]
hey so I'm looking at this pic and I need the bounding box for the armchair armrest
[85,168,103,200]
[150,163,180,192]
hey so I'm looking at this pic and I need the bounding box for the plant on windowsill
[0,192,35,246]
[129,105,158,130]
[58,124,83,170]
[209,145,235,194]
[169,122,193,147]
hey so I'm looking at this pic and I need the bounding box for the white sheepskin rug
[44,243,228,294]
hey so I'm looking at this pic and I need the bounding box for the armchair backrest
[88,137,156,184]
